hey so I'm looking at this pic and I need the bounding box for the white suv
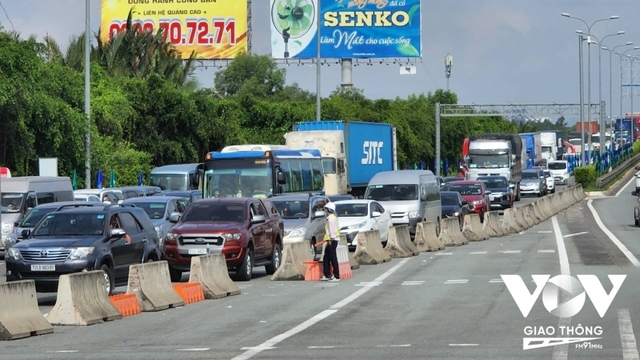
[548,160,571,185]
[543,169,555,194]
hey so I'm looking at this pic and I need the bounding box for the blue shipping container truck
[615,119,632,143]
[520,133,542,168]
[285,121,398,197]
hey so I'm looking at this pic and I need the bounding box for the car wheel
[169,267,182,282]
[265,242,281,275]
[100,264,114,296]
[237,247,253,281]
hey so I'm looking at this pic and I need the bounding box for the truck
[614,118,632,144]
[520,132,542,168]
[284,121,398,197]
[464,133,524,201]
[575,121,599,134]
[539,131,566,161]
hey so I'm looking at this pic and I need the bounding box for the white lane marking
[444,279,468,284]
[489,279,504,283]
[240,346,276,351]
[434,252,453,256]
[551,215,571,360]
[538,230,553,234]
[502,250,521,254]
[449,344,478,347]
[355,281,382,287]
[308,346,335,349]
[231,258,411,360]
[377,344,412,347]
[47,350,79,353]
[537,249,556,253]
[586,199,640,268]
[469,251,488,255]
[618,308,640,360]
[401,281,425,286]
[562,231,589,238]
[616,176,635,197]
[177,348,210,351]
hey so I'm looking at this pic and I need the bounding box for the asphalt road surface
[14,184,640,359]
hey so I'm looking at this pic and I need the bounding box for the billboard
[101,0,248,60]
[269,0,421,59]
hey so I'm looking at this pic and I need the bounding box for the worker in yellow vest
[320,202,340,282]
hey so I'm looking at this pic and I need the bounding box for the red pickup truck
[163,198,284,281]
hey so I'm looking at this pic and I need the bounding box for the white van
[547,160,571,185]
[1,176,74,249]
[364,170,441,237]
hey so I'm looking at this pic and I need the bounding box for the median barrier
[0,280,53,340]
[339,235,361,270]
[514,206,530,230]
[384,225,419,257]
[0,262,5,285]
[413,222,431,252]
[483,211,505,237]
[190,254,241,298]
[417,221,444,251]
[537,196,552,219]
[502,208,522,234]
[353,230,392,265]
[126,261,184,311]
[462,213,489,241]
[270,241,312,281]
[574,184,586,202]
[46,271,122,326]
[524,204,538,226]
[531,201,545,223]
[440,217,468,246]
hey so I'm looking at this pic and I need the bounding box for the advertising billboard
[101,0,248,60]
[269,0,422,59]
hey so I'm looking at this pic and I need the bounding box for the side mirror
[167,211,181,221]
[313,211,325,219]
[251,214,266,224]
[461,201,468,206]
[484,190,491,195]
[13,222,19,227]
[21,229,30,238]
[420,193,427,201]
[372,211,382,218]
[277,171,286,185]
[509,184,516,189]
[111,228,126,238]
[169,213,181,223]
[633,191,638,196]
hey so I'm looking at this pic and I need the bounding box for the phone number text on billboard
[101,0,247,60]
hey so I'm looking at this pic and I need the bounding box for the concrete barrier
[0,262,5,285]
[514,206,531,230]
[440,217,468,246]
[462,213,489,241]
[524,204,538,226]
[126,261,185,311]
[189,254,242,298]
[270,241,312,281]
[532,201,546,223]
[575,184,586,202]
[0,280,53,340]
[421,221,445,251]
[385,225,419,257]
[483,211,505,237]
[46,271,123,326]
[353,230,392,265]
[502,208,522,234]
[537,196,552,220]
[339,235,361,270]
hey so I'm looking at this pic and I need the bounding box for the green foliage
[574,165,597,187]
[633,140,640,154]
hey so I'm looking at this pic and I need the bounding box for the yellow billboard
[101,0,247,59]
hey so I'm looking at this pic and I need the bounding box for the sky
[2,0,640,126]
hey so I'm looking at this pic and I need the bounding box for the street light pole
[618,47,640,144]
[315,0,321,121]
[84,0,91,189]
[603,42,632,141]
[579,34,586,165]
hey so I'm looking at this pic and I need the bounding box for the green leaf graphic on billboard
[397,43,420,57]
[408,5,420,25]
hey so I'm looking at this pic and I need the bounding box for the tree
[213,53,285,99]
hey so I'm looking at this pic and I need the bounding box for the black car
[153,190,202,204]
[5,203,162,294]
[441,176,464,190]
[476,176,514,209]
[440,191,471,230]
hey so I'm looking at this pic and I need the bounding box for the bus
[149,163,203,191]
[202,147,324,199]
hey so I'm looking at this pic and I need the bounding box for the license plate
[188,248,208,255]
[30,264,55,271]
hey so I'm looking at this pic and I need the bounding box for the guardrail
[595,152,640,188]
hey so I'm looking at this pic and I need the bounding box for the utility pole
[84,0,91,188]
[444,54,452,91]
[315,0,321,121]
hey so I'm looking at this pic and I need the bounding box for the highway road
[11,184,640,359]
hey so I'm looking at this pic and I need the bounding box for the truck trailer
[520,132,542,168]
[284,121,398,197]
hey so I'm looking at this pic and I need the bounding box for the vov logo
[362,141,384,165]
[501,274,626,318]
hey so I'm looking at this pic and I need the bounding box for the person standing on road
[320,202,340,282]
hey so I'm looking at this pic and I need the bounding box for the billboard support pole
[315,0,321,121]
[84,0,91,189]
[340,59,353,87]
[247,0,252,54]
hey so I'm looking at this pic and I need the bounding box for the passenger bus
[202,145,324,198]
[149,163,202,191]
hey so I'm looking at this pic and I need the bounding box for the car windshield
[441,195,460,206]
[1,193,24,214]
[20,209,51,227]
[129,202,167,220]
[447,184,482,195]
[149,174,189,191]
[271,200,309,219]
[335,203,369,217]
[480,178,507,188]
[181,203,246,222]
[365,185,418,201]
[522,172,540,180]
[569,139,581,146]
[543,171,551,177]
[33,213,105,236]
[548,162,567,170]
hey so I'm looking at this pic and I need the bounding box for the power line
[0,1,14,32]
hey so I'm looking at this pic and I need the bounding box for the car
[548,160,571,185]
[73,194,101,203]
[634,170,640,195]
[441,176,463,190]
[333,199,392,251]
[542,169,555,194]
[163,198,284,281]
[74,189,125,204]
[5,203,162,294]
[327,195,355,202]
[117,186,163,199]
[269,194,331,255]
[634,197,640,226]
[5,201,101,250]
[153,190,202,204]
[477,176,514,209]
[443,180,491,221]
[122,196,188,249]
[520,169,546,197]
[440,191,472,230]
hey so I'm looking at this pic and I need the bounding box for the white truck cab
[547,160,571,185]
